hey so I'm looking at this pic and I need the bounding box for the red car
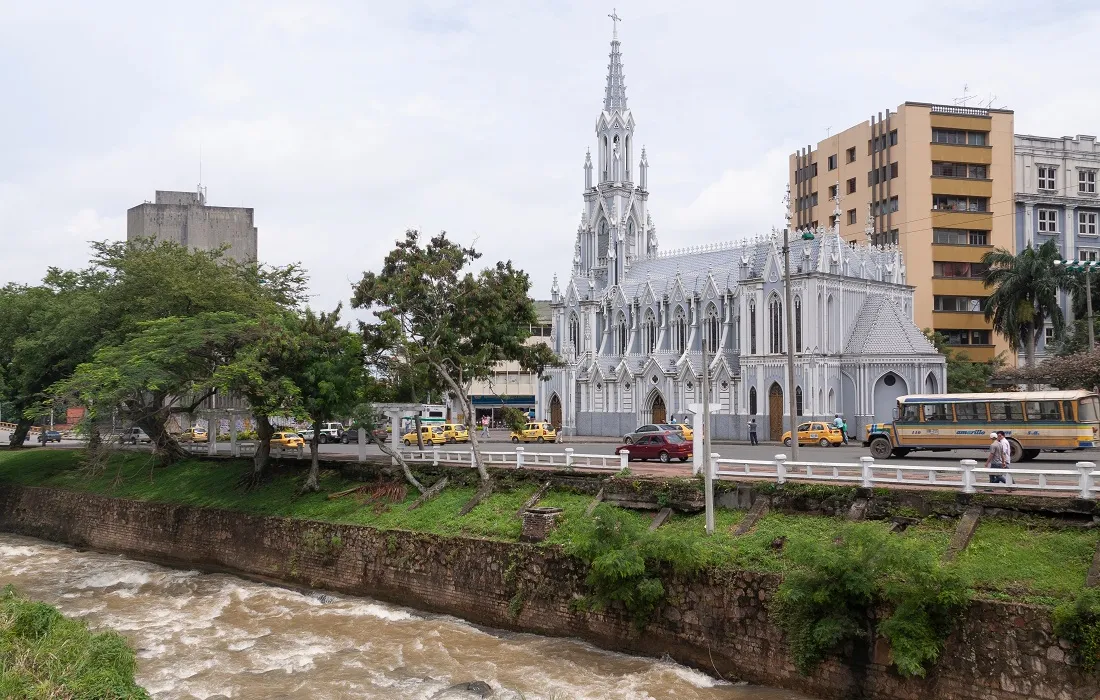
[614,431,692,463]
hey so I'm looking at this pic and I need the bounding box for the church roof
[843,295,938,356]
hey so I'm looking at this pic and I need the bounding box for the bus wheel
[1021,449,1040,462]
[869,437,892,460]
[1008,439,1024,464]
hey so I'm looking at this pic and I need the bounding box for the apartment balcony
[931,177,993,198]
[931,244,991,263]
[931,277,989,296]
[930,312,992,330]
[931,210,993,229]
[946,345,997,362]
[930,143,992,165]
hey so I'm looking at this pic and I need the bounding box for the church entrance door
[549,395,562,430]
[651,394,666,425]
[768,383,783,441]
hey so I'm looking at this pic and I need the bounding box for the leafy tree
[922,330,1004,393]
[981,241,1068,378]
[284,306,365,492]
[500,407,528,434]
[351,230,560,490]
[1050,317,1100,357]
[994,348,1100,390]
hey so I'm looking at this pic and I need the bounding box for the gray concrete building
[127,189,258,262]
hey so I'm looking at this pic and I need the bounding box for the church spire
[603,9,627,113]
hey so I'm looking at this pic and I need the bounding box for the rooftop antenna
[825,126,832,137]
[953,84,974,107]
[197,143,206,204]
[982,92,998,109]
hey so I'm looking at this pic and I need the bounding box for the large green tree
[351,230,559,488]
[982,240,1068,376]
[922,330,1004,393]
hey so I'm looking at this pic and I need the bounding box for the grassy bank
[0,449,1096,604]
[0,585,149,699]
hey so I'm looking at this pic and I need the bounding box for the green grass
[0,449,1095,602]
[0,585,149,699]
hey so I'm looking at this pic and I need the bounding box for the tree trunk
[1023,325,1037,390]
[367,430,427,494]
[303,419,321,492]
[8,416,32,448]
[432,361,490,482]
[251,415,274,481]
[136,412,187,463]
[414,414,423,450]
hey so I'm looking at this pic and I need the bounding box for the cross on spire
[608,8,621,40]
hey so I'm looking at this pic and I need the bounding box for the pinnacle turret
[603,11,628,113]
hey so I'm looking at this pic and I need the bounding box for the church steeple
[603,9,627,113]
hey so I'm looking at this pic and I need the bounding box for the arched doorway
[549,394,562,430]
[768,383,784,441]
[650,393,667,424]
[925,372,938,394]
[873,372,908,424]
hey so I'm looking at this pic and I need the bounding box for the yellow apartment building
[789,102,1015,363]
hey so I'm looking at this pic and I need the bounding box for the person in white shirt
[996,430,1012,485]
[985,432,1006,484]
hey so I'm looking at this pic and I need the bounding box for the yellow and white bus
[863,390,1099,462]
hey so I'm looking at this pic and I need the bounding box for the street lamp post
[781,227,800,462]
[1054,259,1097,352]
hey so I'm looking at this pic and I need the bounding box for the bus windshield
[1080,396,1100,423]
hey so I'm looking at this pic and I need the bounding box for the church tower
[575,10,656,288]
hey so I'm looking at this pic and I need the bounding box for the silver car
[622,423,684,444]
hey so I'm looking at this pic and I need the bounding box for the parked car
[179,428,208,443]
[121,427,152,445]
[402,426,446,446]
[674,423,694,441]
[37,430,62,444]
[510,422,557,444]
[297,422,346,444]
[782,421,844,448]
[615,432,692,463]
[439,423,470,444]
[270,432,305,448]
[622,424,665,444]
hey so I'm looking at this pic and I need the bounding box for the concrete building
[789,103,1016,363]
[541,23,943,440]
[127,189,258,263]
[1014,134,1100,356]
[459,302,554,426]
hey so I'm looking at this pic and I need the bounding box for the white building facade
[541,25,945,441]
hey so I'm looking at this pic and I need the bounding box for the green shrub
[1053,588,1100,670]
[563,505,706,628]
[772,524,969,678]
[0,586,149,699]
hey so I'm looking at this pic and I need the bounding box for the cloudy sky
[2,0,1098,313]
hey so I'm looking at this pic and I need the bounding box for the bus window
[989,402,1023,421]
[954,402,984,421]
[898,404,919,422]
[1025,401,1061,421]
[1063,401,1077,421]
[1080,397,1099,423]
[922,404,951,422]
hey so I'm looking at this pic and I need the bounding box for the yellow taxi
[439,423,470,444]
[270,431,305,448]
[782,421,844,448]
[675,423,694,441]
[402,425,446,446]
[510,422,557,444]
[179,427,209,443]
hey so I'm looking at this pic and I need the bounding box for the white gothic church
[540,20,945,441]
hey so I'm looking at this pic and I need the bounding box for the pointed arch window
[615,312,628,355]
[794,296,803,352]
[568,313,580,353]
[732,306,741,352]
[627,218,636,255]
[796,386,804,416]
[597,219,609,263]
[643,309,657,354]
[703,304,720,353]
[672,307,687,354]
[749,299,757,355]
[769,295,784,354]
[749,387,758,415]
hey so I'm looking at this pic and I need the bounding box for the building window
[872,196,901,216]
[846,177,856,194]
[828,184,838,200]
[1079,170,1097,194]
[795,386,803,416]
[704,305,720,353]
[827,154,837,171]
[615,314,627,355]
[933,261,989,278]
[1038,166,1056,191]
[936,329,991,345]
[1045,326,1056,344]
[932,162,987,179]
[568,314,580,351]
[749,299,757,354]
[1080,211,1098,236]
[867,164,900,186]
[932,194,988,212]
[846,146,856,163]
[933,228,988,245]
[1081,248,1100,262]
[846,208,856,225]
[872,230,900,246]
[829,214,837,228]
[749,387,757,415]
[933,295,986,312]
[794,297,802,352]
[1037,208,1058,233]
[672,308,686,354]
[932,128,987,146]
[870,129,899,153]
[768,295,783,353]
[643,310,657,354]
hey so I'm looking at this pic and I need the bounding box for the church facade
[540,23,945,441]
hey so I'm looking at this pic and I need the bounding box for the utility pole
[701,325,714,535]
[782,227,800,462]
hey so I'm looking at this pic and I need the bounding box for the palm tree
[981,240,1068,375]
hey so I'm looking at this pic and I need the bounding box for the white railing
[399,446,625,472]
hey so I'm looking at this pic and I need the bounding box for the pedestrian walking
[481,416,490,438]
[996,430,1012,485]
[748,417,758,446]
[986,432,1006,484]
[840,417,849,445]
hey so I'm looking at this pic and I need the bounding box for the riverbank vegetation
[0,585,149,699]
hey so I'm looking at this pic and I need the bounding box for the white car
[121,427,152,445]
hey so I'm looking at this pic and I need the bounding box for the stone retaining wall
[0,485,1093,700]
